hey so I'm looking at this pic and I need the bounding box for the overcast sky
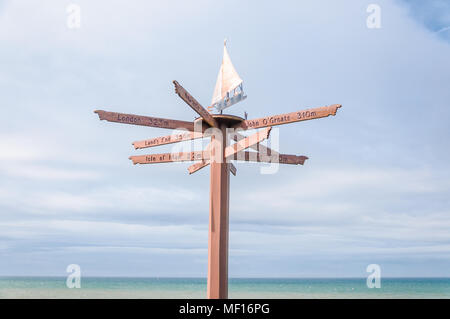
[1,0,449,278]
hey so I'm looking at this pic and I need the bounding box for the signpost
[95,80,341,299]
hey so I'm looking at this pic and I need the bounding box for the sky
[0,0,449,278]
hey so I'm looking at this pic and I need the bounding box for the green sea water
[0,277,449,299]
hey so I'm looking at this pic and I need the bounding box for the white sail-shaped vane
[209,40,246,113]
[211,65,223,107]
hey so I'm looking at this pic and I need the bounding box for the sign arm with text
[234,104,342,130]
[133,131,204,149]
[94,110,195,131]
[129,151,210,165]
[173,81,218,128]
[229,152,308,165]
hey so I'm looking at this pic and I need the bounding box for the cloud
[436,26,450,33]
[232,167,450,217]
[398,0,450,40]
[0,0,213,54]
[0,184,202,216]
[0,134,46,161]
[0,0,449,277]
[0,164,102,180]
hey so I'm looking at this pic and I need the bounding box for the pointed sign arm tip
[298,155,309,165]
[172,80,180,93]
[331,104,342,115]
[94,109,104,119]
[128,156,137,165]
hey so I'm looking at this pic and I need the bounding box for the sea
[0,277,449,299]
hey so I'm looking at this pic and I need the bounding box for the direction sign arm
[129,150,210,165]
[188,141,213,174]
[173,81,218,128]
[224,127,272,158]
[94,110,195,131]
[188,160,210,174]
[234,104,342,130]
[188,161,237,176]
[133,131,204,149]
[232,132,278,156]
[230,151,308,165]
[188,141,238,175]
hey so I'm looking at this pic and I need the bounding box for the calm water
[0,277,449,299]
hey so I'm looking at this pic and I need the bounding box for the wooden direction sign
[235,104,342,130]
[173,81,218,128]
[189,160,237,176]
[188,160,210,174]
[129,150,209,165]
[232,132,278,156]
[230,152,308,165]
[95,110,195,131]
[133,131,204,149]
[224,127,272,158]
[95,77,341,299]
